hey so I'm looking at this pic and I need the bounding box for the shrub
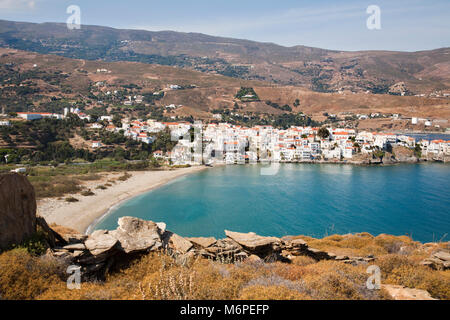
[290,256,317,266]
[300,261,385,300]
[49,224,80,236]
[383,264,450,300]
[96,185,107,190]
[65,196,79,202]
[10,231,49,256]
[117,172,132,181]
[30,176,81,199]
[76,174,101,181]
[0,231,446,300]
[0,249,66,300]
[377,254,415,275]
[240,285,310,300]
[81,189,95,196]
[273,263,308,281]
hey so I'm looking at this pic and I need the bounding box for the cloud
[0,0,37,10]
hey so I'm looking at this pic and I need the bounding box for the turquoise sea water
[94,164,450,243]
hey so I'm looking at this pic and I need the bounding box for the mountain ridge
[1,19,449,94]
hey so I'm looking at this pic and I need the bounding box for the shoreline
[36,160,448,234]
[37,166,208,234]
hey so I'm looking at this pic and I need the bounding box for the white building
[92,141,102,148]
[100,116,113,122]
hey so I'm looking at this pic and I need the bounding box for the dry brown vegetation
[1,232,448,300]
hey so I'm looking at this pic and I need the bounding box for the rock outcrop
[163,232,193,254]
[186,237,217,248]
[45,217,377,280]
[421,250,450,270]
[381,284,436,300]
[225,230,282,257]
[391,146,419,163]
[109,217,163,254]
[0,173,37,250]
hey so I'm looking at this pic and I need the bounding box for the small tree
[317,127,330,139]
[112,114,123,128]
[414,144,422,158]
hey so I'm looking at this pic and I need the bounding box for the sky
[0,0,449,52]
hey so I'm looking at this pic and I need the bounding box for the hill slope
[0,19,449,94]
[1,48,449,130]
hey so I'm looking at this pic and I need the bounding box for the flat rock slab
[63,233,88,244]
[165,232,193,253]
[110,217,163,254]
[225,230,280,252]
[382,284,437,300]
[186,237,217,248]
[63,243,86,251]
[433,251,450,262]
[85,230,118,256]
[290,239,308,247]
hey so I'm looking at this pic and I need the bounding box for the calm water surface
[94,164,450,243]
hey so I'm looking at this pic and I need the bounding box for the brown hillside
[1,48,449,128]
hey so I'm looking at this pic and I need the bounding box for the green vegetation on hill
[211,109,319,129]
[265,100,292,112]
[235,87,260,102]
[0,116,175,165]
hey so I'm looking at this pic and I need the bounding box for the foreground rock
[225,230,281,257]
[382,284,436,300]
[44,217,377,280]
[421,250,450,270]
[0,173,37,250]
[186,237,217,248]
[163,232,193,253]
[110,217,163,254]
[84,230,119,256]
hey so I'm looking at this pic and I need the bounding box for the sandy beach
[37,166,207,234]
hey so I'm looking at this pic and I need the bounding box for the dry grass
[30,176,82,199]
[377,255,450,300]
[0,249,67,300]
[1,233,449,300]
[291,233,422,258]
[49,224,80,236]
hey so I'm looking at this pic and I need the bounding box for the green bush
[81,189,95,196]
[65,196,79,202]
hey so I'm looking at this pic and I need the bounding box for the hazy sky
[0,0,449,51]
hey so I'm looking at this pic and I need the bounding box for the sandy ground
[37,166,207,234]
